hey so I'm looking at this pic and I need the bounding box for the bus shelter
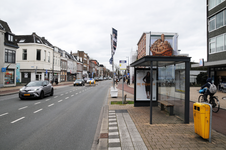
[130,56,191,124]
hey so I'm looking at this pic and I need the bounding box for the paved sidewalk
[101,83,226,150]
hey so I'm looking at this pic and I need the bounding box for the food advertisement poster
[136,70,156,101]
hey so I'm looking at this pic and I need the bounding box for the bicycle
[198,88,220,113]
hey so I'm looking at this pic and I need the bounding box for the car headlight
[34,88,40,91]
[20,88,23,91]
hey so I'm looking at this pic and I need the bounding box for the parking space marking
[46,99,50,101]
[71,95,74,97]
[54,96,58,98]
[11,117,25,124]
[34,102,41,105]
[0,113,8,117]
[58,100,63,102]
[34,109,43,113]
[60,94,64,96]
[48,103,54,107]
[65,97,69,99]
[19,106,28,110]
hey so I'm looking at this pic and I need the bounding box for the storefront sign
[1,68,6,72]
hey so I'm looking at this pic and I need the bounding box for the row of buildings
[0,20,110,87]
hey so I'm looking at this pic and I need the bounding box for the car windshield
[26,81,43,87]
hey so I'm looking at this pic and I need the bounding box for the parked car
[73,79,85,86]
[94,77,99,81]
[98,77,103,81]
[87,78,95,84]
[19,80,53,100]
[83,78,88,83]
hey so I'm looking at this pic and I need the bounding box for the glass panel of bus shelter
[158,63,185,121]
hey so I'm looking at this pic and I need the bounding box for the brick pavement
[107,83,226,150]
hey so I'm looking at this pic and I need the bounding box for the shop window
[5,70,14,84]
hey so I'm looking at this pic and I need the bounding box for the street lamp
[52,47,55,83]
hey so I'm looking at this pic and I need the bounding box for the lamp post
[52,47,55,83]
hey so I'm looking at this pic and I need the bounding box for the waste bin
[193,102,212,142]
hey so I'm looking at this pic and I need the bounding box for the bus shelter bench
[158,100,174,115]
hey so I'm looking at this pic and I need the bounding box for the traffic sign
[119,60,127,70]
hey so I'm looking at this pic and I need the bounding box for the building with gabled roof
[0,19,19,87]
[15,32,60,83]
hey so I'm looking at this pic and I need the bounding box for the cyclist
[200,77,214,102]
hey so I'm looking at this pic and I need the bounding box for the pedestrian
[127,76,130,85]
[55,78,58,85]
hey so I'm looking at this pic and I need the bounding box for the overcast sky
[1,0,207,71]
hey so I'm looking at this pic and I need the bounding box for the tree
[197,72,207,85]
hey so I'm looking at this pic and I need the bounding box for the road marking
[34,109,43,113]
[0,113,8,117]
[60,94,64,96]
[34,102,41,105]
[76,93,78,95]
[19,106,28,110]
[71,95,74,97]
[65,97,69,99]
[46,99,50,101]
[54,96,58,98]
[11,117,25,124]
[58,100,63,102]
[48,103,54,107]
[65,92,68,94]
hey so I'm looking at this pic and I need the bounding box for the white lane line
[11,117,25,124]
[0,113,8,117]
[34,109,43,113]
[18,106,28,110]
[58,100,63,102]
[65,97,69,99]
[54,96,58,98]
[46,99,50,101]
[48,103,54,107]
[71,95,74,97]
[34,102,41,105]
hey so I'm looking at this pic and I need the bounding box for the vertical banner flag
[112,28,117,55]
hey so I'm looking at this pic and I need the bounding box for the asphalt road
[0,81,110,150]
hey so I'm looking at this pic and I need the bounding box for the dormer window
[19,39,25,43]
[8,34,13,42]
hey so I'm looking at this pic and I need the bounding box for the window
[208,0,225,10]
[225,10,226,25]
[19,39,25,43]
[216,35,224,52]
[48,52,50,62]
[44,50,46,61]
[209,38,216,53]
[209,16,216,31]
[36,49,41,61]
[23,49,27,60]
[216,11,223,28]
[8,34,13,42]
[5,49,15,63]
[225,34,226,50]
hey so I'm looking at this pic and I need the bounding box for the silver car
[19,80,54,100]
